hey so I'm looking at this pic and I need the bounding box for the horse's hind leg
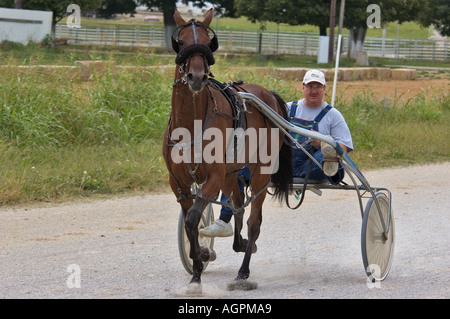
[228,194,265,291]
[240,197,264,278]
[231,177,257,254]
[230,180,249,253]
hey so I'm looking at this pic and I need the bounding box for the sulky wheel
[361,192,395,281]
[177,203,215,275]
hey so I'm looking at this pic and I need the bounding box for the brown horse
[163,8,292,291]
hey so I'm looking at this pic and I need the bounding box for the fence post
[414,40,417,60]
[445,40,448,60]
[258,31,262,54]
[432,40,436,62]
[113,26,116,47]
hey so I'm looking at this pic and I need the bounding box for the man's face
[302,81,326,107]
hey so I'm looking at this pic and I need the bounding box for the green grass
[0,59,172,204]
[0,40,174,65]
[0,142,166,203]
[333,87,450,168]
[0,44,449,206]
[2,40,449,70]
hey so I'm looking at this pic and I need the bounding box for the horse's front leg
[231,177,245,252]
[184,196,212,287]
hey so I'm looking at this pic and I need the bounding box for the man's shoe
[321,138,339,177]
[199,219,233,237]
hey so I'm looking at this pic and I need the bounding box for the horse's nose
[186,56,208,92]
[186,72,208,92]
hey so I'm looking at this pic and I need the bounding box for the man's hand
[310,139,321,148]
[311,138,348,153]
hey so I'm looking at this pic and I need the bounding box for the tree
[235,0,424,59]
[139,0,235,51]
[235,0,331,35]
[343,0,423,58]
[417,0,450,36]
[138,0,178,51]
[96,0,137,19]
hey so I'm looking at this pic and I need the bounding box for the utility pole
[328,0,337,63]
[337,0,345,37]
[337,0,346,56]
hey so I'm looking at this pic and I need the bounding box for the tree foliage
[235,0,331,35]
[235,0,425,33]
[417,0,450,36]
[235,0,429,58]
[96,0,137,19]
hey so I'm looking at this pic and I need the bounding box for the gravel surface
[1,162,449,299]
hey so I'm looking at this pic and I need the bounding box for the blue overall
[219,165,250,217]
[289,101,344,185]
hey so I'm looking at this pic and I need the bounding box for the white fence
[55,24,449,61]
[56,24,166,47]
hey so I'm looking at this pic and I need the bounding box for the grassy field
[0,61,171,204]
[0,40,449,205]
[3,39,450,69]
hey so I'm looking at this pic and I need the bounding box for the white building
[0,7,52,44]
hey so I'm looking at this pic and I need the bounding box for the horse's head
[172,8,218,93]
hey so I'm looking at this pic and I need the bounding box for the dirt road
[1,162,449,299]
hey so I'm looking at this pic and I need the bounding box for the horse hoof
[227,279,258,291]
[200,247,216,262]
[209,249,216,261]
[233,240,257,254]
[186,282,203,295]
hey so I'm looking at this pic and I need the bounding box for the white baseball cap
[303,69,326,86]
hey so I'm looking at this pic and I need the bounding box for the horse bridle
[171,19,218,68]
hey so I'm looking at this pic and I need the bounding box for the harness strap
[314,104,333,123]
[208,78,247,131]
[181,179,270,214]
[289,100,333,125]
[289,100,298,119]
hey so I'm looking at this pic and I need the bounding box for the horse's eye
[178,40,184,46]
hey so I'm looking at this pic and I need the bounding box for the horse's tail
[269,91,293,201]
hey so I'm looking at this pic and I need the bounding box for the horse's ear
[202,8,214,26]
[174,9,186,27]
